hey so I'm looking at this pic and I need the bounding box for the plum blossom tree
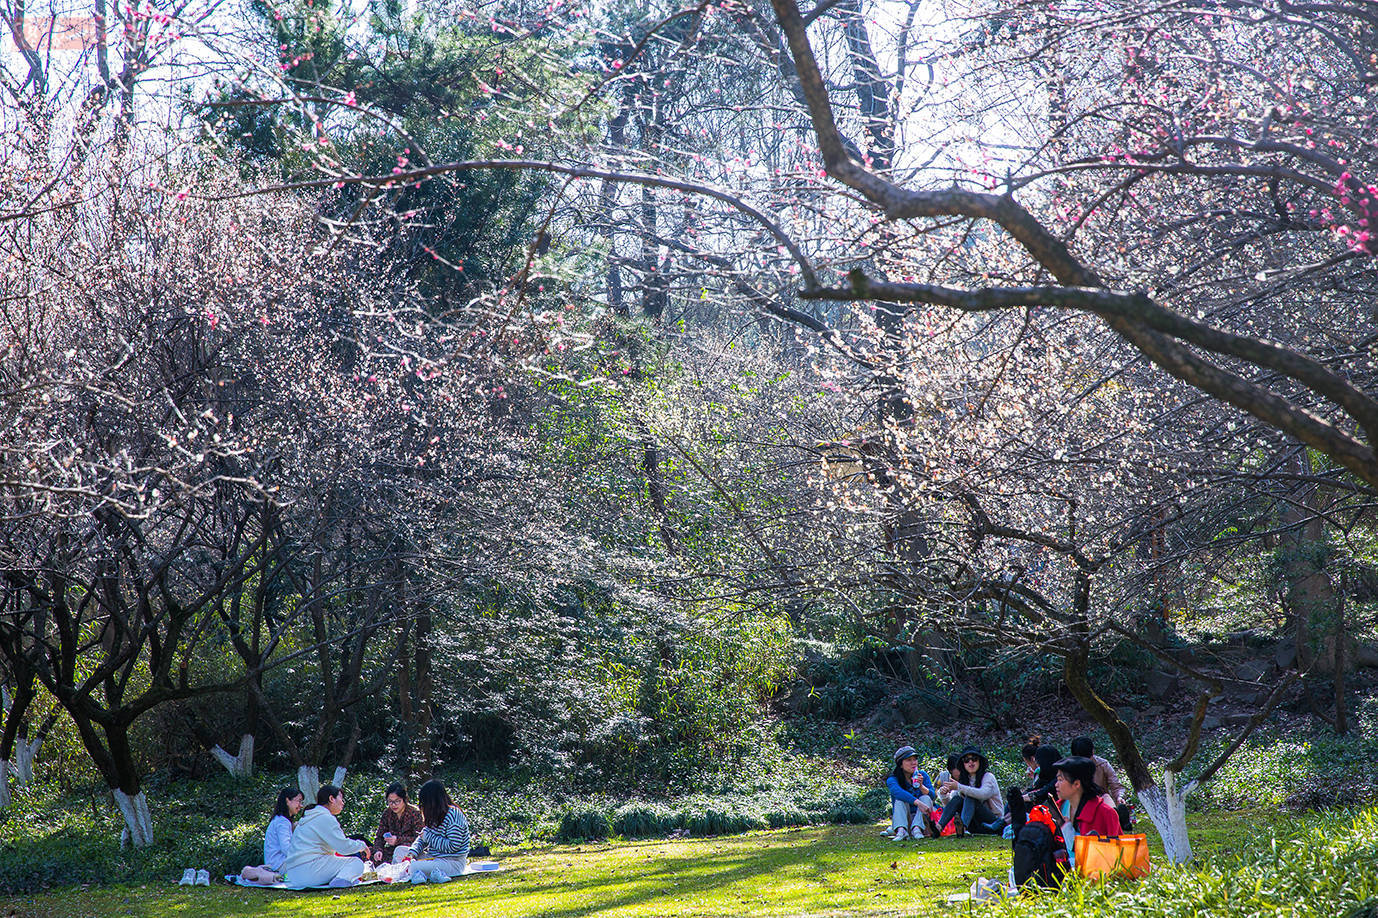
[742,0,1377,861]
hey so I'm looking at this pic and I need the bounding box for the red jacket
[1072,794,1122,838]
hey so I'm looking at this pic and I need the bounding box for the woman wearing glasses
[934,746,1005,836]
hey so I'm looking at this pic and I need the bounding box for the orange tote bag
[1073,833,1151,880]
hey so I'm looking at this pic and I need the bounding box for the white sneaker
[195,869,210,886]
[891,828,909,842]
[179,868,196,886]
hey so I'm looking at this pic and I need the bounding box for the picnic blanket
[225,860,502,890]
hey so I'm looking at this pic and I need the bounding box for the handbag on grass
[1073,833,1151,880]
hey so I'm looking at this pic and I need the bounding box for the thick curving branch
[766,0,1378,491]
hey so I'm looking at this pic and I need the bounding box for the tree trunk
[296,763,348,801]
[210,733,255,777]
[298,765,321,801]
[600,84,631,317]
[105,722,154,847]
[1136,771,1195,864]
[1278,454,1340,674]
[640,185,667,319]
[1334,572,1348,734]
[414,605,433,779]
[0,760,10,810]
[113,788,154,847]
[14,732,43,785]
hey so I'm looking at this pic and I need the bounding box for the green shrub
[556,809,611,842]
[765,809,811,828]
[685,809,766,837]
[611,804,677,838]
[823,804,872,825]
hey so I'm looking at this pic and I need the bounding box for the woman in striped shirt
[409,779,471,883]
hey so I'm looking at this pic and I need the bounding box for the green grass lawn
[0,811,1292,918]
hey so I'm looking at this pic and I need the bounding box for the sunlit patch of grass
[6,809,1359,918]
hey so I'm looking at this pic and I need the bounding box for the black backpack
[1007,784,1066,889]
[1012,822,1064,888]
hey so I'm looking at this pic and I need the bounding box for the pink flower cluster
[1326,173,1378,255]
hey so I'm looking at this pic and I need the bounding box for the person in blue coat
[886,746,936,840]
[238,786,304,884]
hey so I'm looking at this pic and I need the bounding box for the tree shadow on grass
[458,825,1007,918]
[1,825,1019,918]
[486,827,881,918]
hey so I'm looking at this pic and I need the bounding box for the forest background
[2,0,1377,897]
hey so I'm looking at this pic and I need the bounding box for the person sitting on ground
[935,754,961,799]
[372,782,424,864]
[280,785,371,889]
[934,746,1005,836]
[408,779,471,883]
[1051,756,1121,865]
[932,754,963,829]
[885,745,936,841]
[1069,736,1131,831]
[1001,738,1050,832]
[1021,737,1042,785]
[1023,743,1063,807]
[239,786,304,884]
[1005,780,1065,888]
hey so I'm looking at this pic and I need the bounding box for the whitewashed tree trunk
[1136,770,1196,865]
[210,735,255,777]
[112,789,154,847]
[296,764,348,802]
[14,734,43,786]
[0,686,9,805]
[297,765,320,801]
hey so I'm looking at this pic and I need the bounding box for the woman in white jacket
[281,785,371,889]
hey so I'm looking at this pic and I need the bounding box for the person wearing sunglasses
[934,746,1005,835]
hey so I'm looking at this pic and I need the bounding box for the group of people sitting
[239,779,471,889]
[884,735,1131,844]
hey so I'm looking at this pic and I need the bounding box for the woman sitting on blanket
[408,779,472,884]
[239,786,304,884]
[372,782,424,864]
[280,785,372,889]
